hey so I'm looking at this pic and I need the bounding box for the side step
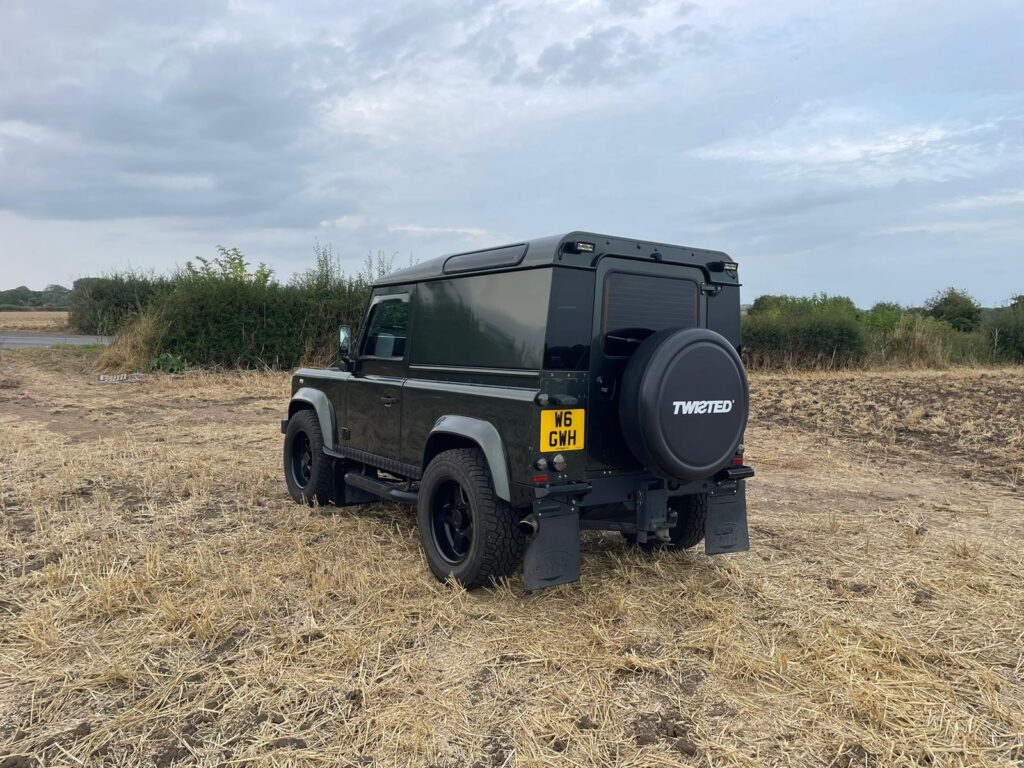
[343,471,418,504]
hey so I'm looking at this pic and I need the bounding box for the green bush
[743,293,866,369]
[748,293,859,320]
[862,302,903,333]
[150,352,186,374]
[869,313,992,367]
[926,287,982,332]
[984,304,1024,363]
[743,313,866,369]
[69,273,170,335]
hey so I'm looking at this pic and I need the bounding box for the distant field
[1,349,1022,766]
[0,310,70,332]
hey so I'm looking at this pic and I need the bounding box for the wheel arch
[288,387,337,450]
[424,416,511,502]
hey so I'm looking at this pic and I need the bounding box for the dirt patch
[0,399,115,442]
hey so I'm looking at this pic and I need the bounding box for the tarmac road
[0,331,112,348]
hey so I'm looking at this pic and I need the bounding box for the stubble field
[1,349,1022,767]
[0,312,70,333]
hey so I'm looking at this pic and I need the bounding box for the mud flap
[705,480,750,555]
[331,460,377,507]
[523,499,581,591]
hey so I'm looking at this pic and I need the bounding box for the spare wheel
[618,327,748,481]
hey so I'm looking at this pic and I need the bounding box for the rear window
[602,272,698,356]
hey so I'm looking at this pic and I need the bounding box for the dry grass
[1,351,1023,767]
[98,312,161,372]
[0,311,70,333]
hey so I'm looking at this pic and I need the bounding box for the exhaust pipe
[518,513,539,537]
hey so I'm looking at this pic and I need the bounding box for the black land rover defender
[282,232,753,590]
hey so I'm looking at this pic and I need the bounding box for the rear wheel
[284,409,333,505]
[625,493,708,551]
[417,448,524,588]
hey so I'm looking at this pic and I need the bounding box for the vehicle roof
[375,231,733,286]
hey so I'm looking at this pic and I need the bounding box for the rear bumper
[523,475,751,591]
[534,464,754,508]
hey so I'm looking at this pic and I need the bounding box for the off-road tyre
[417,448,524,589]
[284,409,333,506]
[625,493,708,551]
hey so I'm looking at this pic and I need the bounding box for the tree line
[0,284,72,310]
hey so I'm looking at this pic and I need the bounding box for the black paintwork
[287,231,751,585]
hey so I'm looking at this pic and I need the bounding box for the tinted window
[361,296,409,358]
[412,269,552,369]
[602,273,698,356]
[544,268,595,370]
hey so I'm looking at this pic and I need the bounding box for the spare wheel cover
[619,327,748,481]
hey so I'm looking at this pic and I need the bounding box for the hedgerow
[743,291,1021,369]
[75,249,1020,371]
[94,245,387,371]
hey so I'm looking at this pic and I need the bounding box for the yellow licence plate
[540,409,585,452]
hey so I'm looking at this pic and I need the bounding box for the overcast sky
[1,0,1021,305]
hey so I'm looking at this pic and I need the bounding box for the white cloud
[933,189,1024,211]
[319,215,367,230]
[389,224,493,239]
[118,172,215,192]
[877,220,1009,235]
[0,120,62,144]
[690,105,1012,186]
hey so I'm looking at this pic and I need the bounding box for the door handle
[381,396,399,407]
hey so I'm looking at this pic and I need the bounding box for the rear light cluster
[731,444,746,466]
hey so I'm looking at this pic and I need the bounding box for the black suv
[282,232,753,590]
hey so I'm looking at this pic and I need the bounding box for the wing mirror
[338,325,352,367]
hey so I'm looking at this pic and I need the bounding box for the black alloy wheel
[291,430,313,488]
[431,479,474,565]
[416,447,524,588]
[283,409,333,505]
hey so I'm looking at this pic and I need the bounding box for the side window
[361,295,410,359]
[602,273,698,357]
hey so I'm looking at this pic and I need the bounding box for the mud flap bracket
[523,498,580,591]
[705,480,750,555]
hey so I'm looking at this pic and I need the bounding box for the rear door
[587,257,705,474]
[345,292,410,460]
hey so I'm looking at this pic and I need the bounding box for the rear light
[731,456,745,466]
[531,474,549,484]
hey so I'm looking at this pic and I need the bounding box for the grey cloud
[0,0,1022,306]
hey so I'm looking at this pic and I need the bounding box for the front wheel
[417,448,524,589]
[283,409,333,505]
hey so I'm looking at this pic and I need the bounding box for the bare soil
[1,350,1022,767]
